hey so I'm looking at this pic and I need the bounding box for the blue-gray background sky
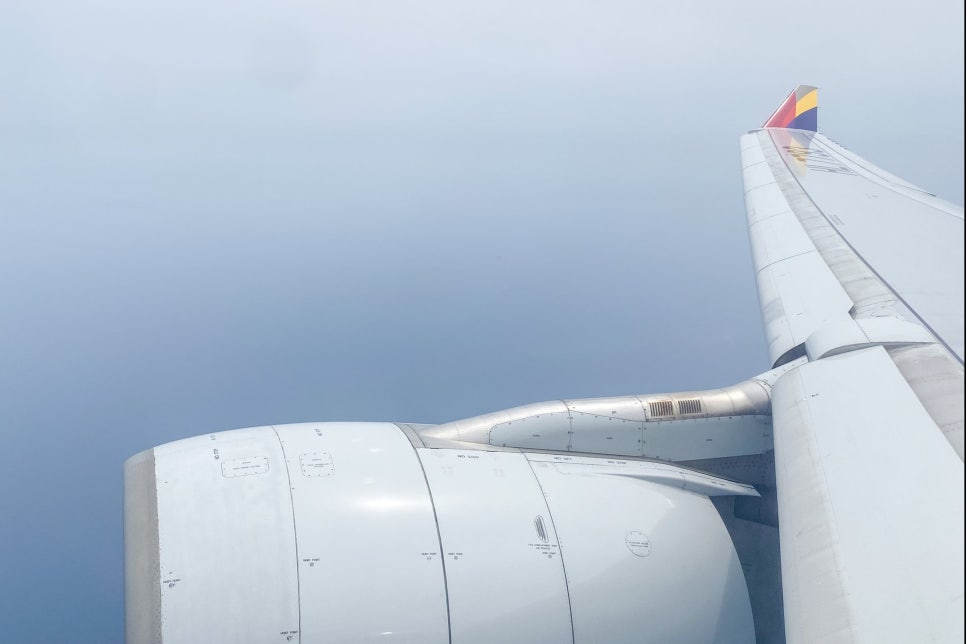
[1,1,962,641]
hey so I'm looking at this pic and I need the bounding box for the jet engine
[125,422,756,643]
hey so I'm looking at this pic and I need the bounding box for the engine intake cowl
[125,422,755,643]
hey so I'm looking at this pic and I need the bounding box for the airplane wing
[742,86,964,643]
[123,88,964,644]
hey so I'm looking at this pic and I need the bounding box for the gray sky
[0,1,962,641]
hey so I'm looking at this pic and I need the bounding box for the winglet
[763,85,818,131]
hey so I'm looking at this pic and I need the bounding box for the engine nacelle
[125,422,755,643]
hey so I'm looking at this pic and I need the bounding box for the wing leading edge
[744,87,965,643]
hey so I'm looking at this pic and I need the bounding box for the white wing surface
[742,126,963,364]
[743,87,965,643]
[772,347,963,642]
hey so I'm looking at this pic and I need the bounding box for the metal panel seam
[631,396,648,453]
[395,423,429,448]
[523,457,576,644]
[745,204,796,225]
[270,426,303,644]
[744,182,784,196]
[564,400,575,451]
[408,446,454,644]
[753,249,819,276]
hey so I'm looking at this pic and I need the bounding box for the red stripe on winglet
[764,93,796,128]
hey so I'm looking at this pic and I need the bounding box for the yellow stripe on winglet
[796,89,818,115]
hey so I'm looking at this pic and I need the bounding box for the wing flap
[742,134,854,365]
[772,347,964,643]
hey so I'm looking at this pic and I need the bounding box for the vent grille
[678,399,703,415]
[649,400,674,418]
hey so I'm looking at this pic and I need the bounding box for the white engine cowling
[125,422,755,643]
